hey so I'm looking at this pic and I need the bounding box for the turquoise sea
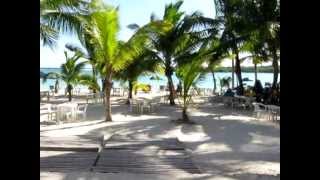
[40,68,280,92]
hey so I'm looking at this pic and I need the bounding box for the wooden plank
[94,136,201,174]
[40,150,98,172]
[93,167,201,174]
[40,136,102,151]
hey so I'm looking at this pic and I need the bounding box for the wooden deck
[93,135,201,174]
[40,136,102,152]
[40,135,201,174]
[40,151,98,172]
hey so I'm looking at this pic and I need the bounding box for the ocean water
[40,68,280,92]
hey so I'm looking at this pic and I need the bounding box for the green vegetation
[43,51,97,101]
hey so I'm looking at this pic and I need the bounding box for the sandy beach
[40,95,280,180]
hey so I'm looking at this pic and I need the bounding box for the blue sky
[40,0,268,68]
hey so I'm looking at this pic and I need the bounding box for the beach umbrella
[242,77,253,82]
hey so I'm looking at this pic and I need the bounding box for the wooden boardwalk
[40,136,101,172]
[40,136,102,152]
[93,135,201,174]
[40,151,98,172]
[40,135,201,174]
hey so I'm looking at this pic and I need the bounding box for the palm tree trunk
[182,94,189,122]
[127,80,133,104]
[165,62,175,105]
[92,66,97,94]
[234,48,244,95]
[272,49,279,89]
[167,75,175,105]
[104,67,113,122]
[231,57,235,89]
[67,84,72,102]
[254,63,257,82]
[182,108,189,122]
[212,71,216,94]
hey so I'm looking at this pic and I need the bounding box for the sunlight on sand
[230,161,280,175]
[240,133,280,153]
[195,143,233,153]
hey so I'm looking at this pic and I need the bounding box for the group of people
[221,80,280,106]
[252,80,280,105]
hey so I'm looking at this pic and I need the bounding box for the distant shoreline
[41,65,280,73]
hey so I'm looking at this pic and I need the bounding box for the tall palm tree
[85,4,159,121]
[215,0,251,95]
[252,0,280,89]
[228,0,280,89]
[145,0,205,105]
[44,51,90,101]
[40,0,88,47]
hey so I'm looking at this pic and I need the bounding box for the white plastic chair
[40,104,56,121]
[76,104,88,120]
[129,99,141,114]
[150,97,161,112]
[252,102,267,120]
[140,101,152,114]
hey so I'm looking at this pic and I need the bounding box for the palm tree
[40,0,88,47]
[113,49,162,104]
[213,0,274,95]
[85,4,158,121]
[43,51,91,101]
[176,55,206,123]
[252,0,280,89]
[145,0,205,105]
[227,0,280,89]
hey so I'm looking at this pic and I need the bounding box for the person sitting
[223,88,235,97]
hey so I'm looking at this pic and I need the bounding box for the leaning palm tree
[85,4,162,121]
[44,51,90,101]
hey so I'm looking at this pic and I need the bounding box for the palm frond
[91,7,119,61]
[40,23,59,47]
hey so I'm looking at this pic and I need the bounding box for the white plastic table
[56,103,78,121]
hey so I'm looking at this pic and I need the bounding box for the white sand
[40,96,280,180]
